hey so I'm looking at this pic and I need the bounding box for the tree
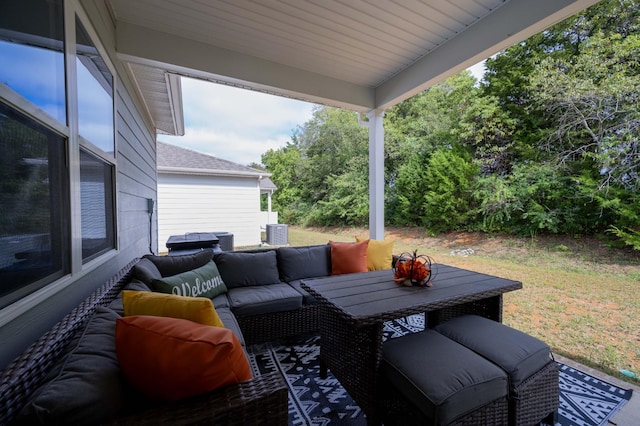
[530,32,640,191]
[422,148,480,232]
[261,141,304,223]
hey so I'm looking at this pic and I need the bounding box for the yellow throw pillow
[122,290,224,327]
[355,237,394,271]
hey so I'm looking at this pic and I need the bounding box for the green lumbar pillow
[151,260,228,299]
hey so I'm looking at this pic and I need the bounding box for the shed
[157,141,273,250]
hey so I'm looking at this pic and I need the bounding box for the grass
[285,225,640,385]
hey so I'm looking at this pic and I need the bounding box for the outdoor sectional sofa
[0,241,558,426]
[0,243,340,426]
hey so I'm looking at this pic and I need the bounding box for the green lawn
[286,225,640,385]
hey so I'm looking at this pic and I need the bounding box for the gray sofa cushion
[434,315,552,388]
[14,307,124,425]
[216,307,245,347]
[382,329,507,425]
[215,250,280,288]
[227,283,303,316]
[212,293,230,309]
[287,279,318,305]
[143,250,213,278]
[132,258,162,285]
[108,279,152,314]
[276,245,331,282]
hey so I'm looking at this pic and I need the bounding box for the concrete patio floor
[555,354,639,425]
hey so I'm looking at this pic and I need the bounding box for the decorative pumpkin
[393,250,434,287]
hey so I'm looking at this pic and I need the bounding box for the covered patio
[105,1,640,421]
[110,0,604,240]
[1,0,637,424]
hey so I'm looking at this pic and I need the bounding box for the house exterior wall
[0,0,158,369]
[259,211,279,229]
[158,173,262,251]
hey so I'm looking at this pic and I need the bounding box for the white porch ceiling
[107,0,602,135]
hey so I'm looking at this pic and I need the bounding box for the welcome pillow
[122,290,224,327]
[151,260,227,299]
[116,316,252,401]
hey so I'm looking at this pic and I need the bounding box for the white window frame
[0,0,119,325]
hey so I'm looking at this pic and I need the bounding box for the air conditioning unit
[266,224,288,245]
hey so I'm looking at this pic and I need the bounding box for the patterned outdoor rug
[556,363,633,426]
[246,315,632,426]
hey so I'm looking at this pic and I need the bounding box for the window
[75,16,116,262]
[80,149,115,262]
[0,0,66,124]
[0,0,117,308]
[76,17,114,155]
[0,103,70,308]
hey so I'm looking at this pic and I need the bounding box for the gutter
[158,166,271,178]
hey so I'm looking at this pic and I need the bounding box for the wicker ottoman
[380,329,509,425]
[434,315,559,426]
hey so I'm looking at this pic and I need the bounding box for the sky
[158,62,487,167]
[157,79,317,166]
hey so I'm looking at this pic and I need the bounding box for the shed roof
[157,141,268,178]
[259,177,277,192]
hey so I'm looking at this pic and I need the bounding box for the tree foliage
[260,0,640,249]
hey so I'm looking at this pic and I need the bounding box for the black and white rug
[556,363,633,426]
[246,315,632,426]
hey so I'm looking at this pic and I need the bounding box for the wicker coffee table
[300,265,522,425]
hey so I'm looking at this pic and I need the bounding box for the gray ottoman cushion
[228,283,303,316]
[434,315,552,388]
[382,329,507,425]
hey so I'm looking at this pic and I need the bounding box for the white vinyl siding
[158,174,261,251]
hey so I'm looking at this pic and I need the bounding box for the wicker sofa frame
[0,259,289,426]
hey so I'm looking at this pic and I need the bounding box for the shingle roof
[260,177,277,191]
[157,141,268,177]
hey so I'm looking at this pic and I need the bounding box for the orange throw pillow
[329,240,369,275]
[116,316,252,401]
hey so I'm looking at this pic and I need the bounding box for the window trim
[0,0,120,323]
[67,4,119,272]
[0,251,118,326]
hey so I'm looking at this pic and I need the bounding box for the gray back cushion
[14,307,124,425]
[132,258,162,285]
[276,245,331,282]
[142,250,213,278]
[214,250,280,288]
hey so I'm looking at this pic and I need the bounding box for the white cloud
[158,78,317,165]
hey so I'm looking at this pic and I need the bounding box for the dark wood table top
[301,264,522,326]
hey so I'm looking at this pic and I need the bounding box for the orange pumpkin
[393,251,434,287]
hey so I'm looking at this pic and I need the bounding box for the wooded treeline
[259,0,640,249]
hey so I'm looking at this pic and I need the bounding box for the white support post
[366,109,385,240]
